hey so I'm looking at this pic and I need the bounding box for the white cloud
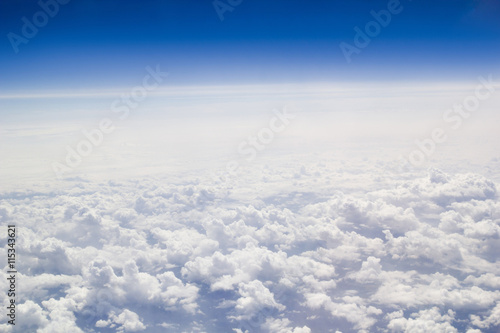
[387,307,457,333]
[97,309,146,332]
[262,317,311,333]
[1,163,500,332]
[231,280,285,321]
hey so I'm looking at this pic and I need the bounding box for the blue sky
[1,0,499,91]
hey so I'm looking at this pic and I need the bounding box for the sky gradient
[1,0,500,91]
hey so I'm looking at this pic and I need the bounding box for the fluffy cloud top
[1,163,499,332]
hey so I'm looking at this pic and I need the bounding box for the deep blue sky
[1,0,499,91]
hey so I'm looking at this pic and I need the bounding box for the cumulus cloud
[231,280,285,321]
[387,307,457,333]
[96,309,146,332]
[1,165,500,332]
[261,318,311,333]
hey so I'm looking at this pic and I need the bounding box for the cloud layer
[1,161,499,332]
